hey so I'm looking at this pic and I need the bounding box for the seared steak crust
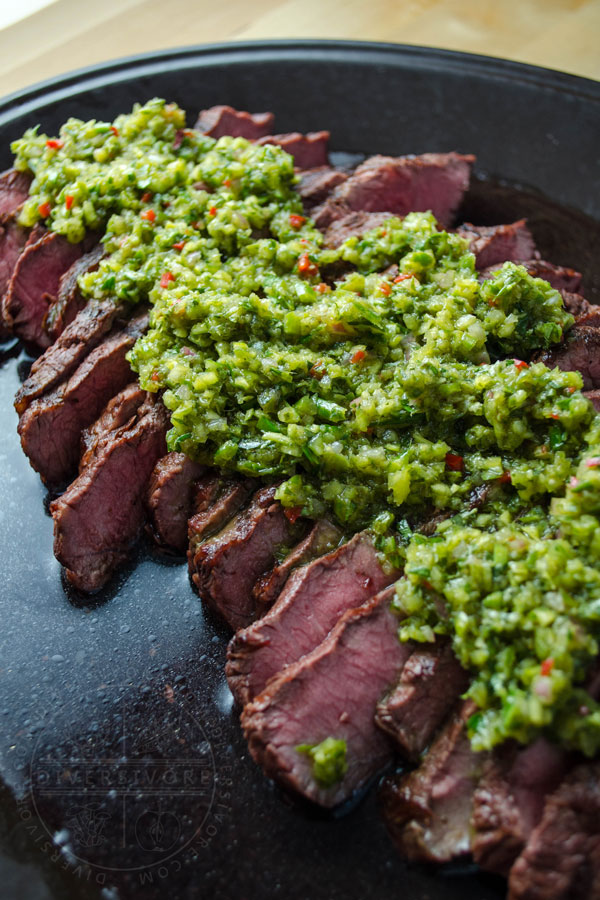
[537,325,600,390]
[187,474,255,554]
[0,168,32,216]
[256,131,330,169]
[459,219,536,270]
[194,105,274,139]
[147,452,205,552]
[297,166,349,208]
[241,585,411,807]
[226,531,398,706]
[45,244,104,340]
[50,395,168,591]
[79,382,147,470]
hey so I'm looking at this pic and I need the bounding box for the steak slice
[45,243,104,340]
[2,231,86,349]
[0,168,32,216]
[50,395,168,592]
[323,211,396,248]
[380,700,482,863]
[507,762,600,900]
[297,166,349,208]
[187,474,255,553]
[574,306,600,328]
[0,215,32,338]
[312,152,475,230]
[190,485,302,630]
[18,311,148,485]
[523,259,582,294]
[241,585,412,808]
[537,325,600,390]
[584,389,600,411]
[15,297,127,414]
[561,291,591,318]
[194,105,274,139]
[79,382,147,470]
[226,531,398,706]
[256,131,330,169]
[471,738,568,877]
[252,518,343,614]
[459,219,536,270]
[375,639,469,760]
[147,452,205,553]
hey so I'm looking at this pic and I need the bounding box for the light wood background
[0,0,598,100]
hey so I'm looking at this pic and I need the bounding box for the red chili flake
[223,178,232,188]
[110,126,119,137]
[173,240,186,251]
[445,452,464,472]
[38,201,51,218]
[380,229,387,236]
[351,349,366,364]
[585,457,600,468]
[566,386,576,394]
[289,214,306,229]
[141,209,156,223]
[550,412,560,420]
[284,506,303,524]
[298,252,319,277]
[394,272,414,283]
[160,272,175,288]
[380,282,391,296]
[309,361,327,380]
[540,658,554,677]
[141,191,153,203]
[209,206,217,217]
[46,139,63,150]
[316,282,330,294]
[65,195,74,211]
[151,371,160,382]
[499,471,512,484]
[514,359,529,371]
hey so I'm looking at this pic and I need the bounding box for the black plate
[0,41,598,900]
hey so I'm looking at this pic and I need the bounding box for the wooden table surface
[0,0,598,100]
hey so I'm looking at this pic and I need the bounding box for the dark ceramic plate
[0,41,598,900]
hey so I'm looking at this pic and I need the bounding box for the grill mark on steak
[458,219,536,270]
[0,168,32,217]
[225,531,399,707]
[507,762,600,900]
[15,298,128,414]
[79,382,147,471]
[312,152,474,231]
[375,639,469,761]
[256,131,330,169]
[190,485,303,631]
[50,394,168,592]
[471,738,568,878]
[194,105,275,140]
[18,311,148,485]
[380,700,482,863]
[2,231,87,349]
[241,585,413,808]
[187,474,255,555]
[45,244,104,340]
[536,325,600,390]
[252,518,343,615]
[147,452,205,553]
[297,166,349,209]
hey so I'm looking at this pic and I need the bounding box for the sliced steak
[226,531,398,706]
[471,738,568,877]
[537,325,600,390]
[0,168,32,216]
[380,700,481,863]
[2,231,88,349]
[50,395,168,592]
[194,105,274,140]
[584,389,600,411]
[45,244,104,340]
[375,639,469,760]
[459,219,536,270]
[562,291,592,318]
[507,762,600,900]
[522,259,582,294]
[147,452,205,553]
[241,585,412,808]
[15,297,127,414]
[187,474,255,553]
[313,152,474,230]
[324,211,396,248]
[18,312,148,484]
[252,518,343,614]
[0,215,32,338]
[256,131,329,169]
[574,306,600,328]
[79,382,147,470]
[297,166,349,208]
[190,485,302,630]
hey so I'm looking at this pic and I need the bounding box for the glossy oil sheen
[0,41,598,900]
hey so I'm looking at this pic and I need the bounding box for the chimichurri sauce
[12,98,600,756]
